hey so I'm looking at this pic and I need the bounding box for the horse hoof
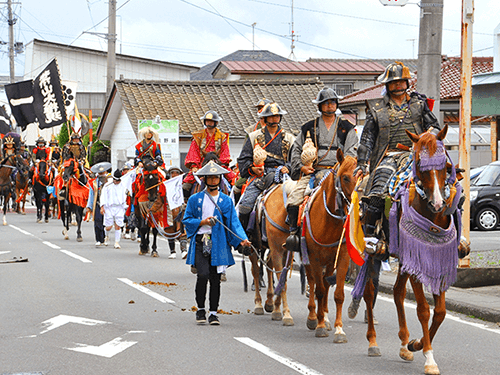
[282,317,294,326]
[151,251,159,257]
[77,237,83,242]
[399,347,414,361]
[271,311,282,321]
[306,319,318,330]
[333,333,347,343]
[45,219,49,223]
[254,306,264,315]
[425,364,440,375]
[315,327,329,338]
[264,303,273,313]
[368,346,381,357]
[64,236,69,240]
[37,219,42,223]
[325,320,332,331]
[138,251,148,256]
[407,339,421,352]
[22,212,26,215]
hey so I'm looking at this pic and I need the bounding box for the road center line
[235,337,323,375]
[43,241,61,249]
[9,224,36,237]
[117,278,175,305]
[60,250,92,263]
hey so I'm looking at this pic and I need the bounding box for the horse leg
[61,201,70,240]
[151,228,158,257]
[279,260,294,326]
[269,248,285,322]
[332,251,350,343]
[44,194,50,223]
[312,264,329,338]
[429,292,446,344]
[305,264,318,330]
[2,193,8,226]
[394,271,413,361]
[364,277,381,356]
[76,207,83,242]
[264,255,274,314]
[408,277,440,375]
[249,252,264,315]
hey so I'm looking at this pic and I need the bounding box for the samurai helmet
[36,136,46,145]
[200,110,222,122]
[377,61,412,84]
[50,135,58,146]
[4,135,15,145]
[258,102,287,118]
[167,166,183,177]
[254,98,271,109]
[138,126,160,143]
[312,88,341,104]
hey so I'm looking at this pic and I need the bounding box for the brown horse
[133,165,167,257]
[56,158,89,241]
[364,124,464,375]
[15,157,30,215]
[302,150,356,340]
[0,154,24,225]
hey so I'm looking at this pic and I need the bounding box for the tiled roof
[216,60,386,75]
[190,50,289,81]
[340,56,494,105]
[307,58,419,73]
[107,78,325,138]
[440,56,493,99]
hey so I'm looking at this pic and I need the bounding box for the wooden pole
[458,0,474,268]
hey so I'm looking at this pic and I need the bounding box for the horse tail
[241,258,248,293]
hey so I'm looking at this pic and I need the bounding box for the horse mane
[414,132,437,159]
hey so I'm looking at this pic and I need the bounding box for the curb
[378,279,500,324]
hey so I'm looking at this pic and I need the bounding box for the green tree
[58,122,70,147]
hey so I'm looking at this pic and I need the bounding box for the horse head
[336,148,357,201]
[406,124,449,214]
[62,158,78,183]
[143,169,160,203]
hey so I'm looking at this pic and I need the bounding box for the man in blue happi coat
[183,160,251,326]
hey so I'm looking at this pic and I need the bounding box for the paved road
[1,211,500,375]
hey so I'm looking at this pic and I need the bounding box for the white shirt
[100,181,128,209]
[198,192,219,235]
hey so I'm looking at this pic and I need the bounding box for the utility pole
[416,0,444,120]
[288,0,297,61]
[252,22,256,51]
[8,0,15,83]
[459,0,474,268]
[106,0,117,97]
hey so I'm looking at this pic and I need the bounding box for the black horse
[134,163,165,257]
[59,158,88,241]
[31,160,54,223]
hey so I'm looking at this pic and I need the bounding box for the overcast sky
[1,0,499,76]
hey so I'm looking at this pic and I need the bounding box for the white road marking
[60,250,92,263]
[40,314,109,334]
[118,278,175,304]
[235,337,323,375]
[43,241,61,249]
[0,251,11,255]
[66,337,137,358]
[9,224,35,237]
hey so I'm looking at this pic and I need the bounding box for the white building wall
[110,109,138,171]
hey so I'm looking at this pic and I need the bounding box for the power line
[247,0,494,37]
[203,0,259,49]
[177,0,371,59]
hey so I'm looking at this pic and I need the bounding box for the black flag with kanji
[33,58,67,129]
[4,79,37,131]
[0,105,11,136]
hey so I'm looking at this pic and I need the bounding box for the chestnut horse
[302,150,356,340]
[252,149,356,329]
[364,124,465,375]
